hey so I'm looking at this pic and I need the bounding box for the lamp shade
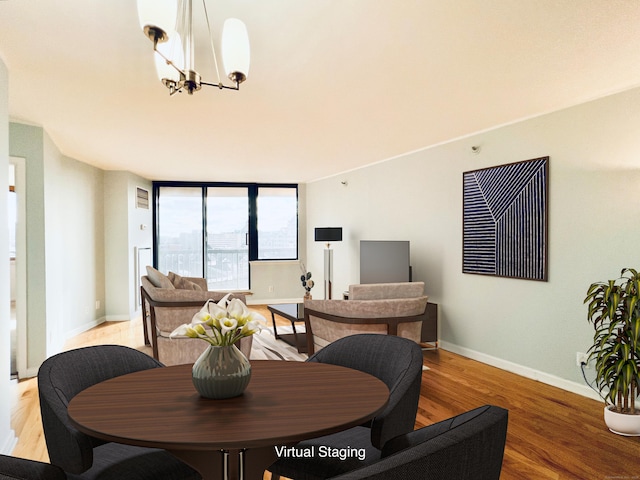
[221,18,250,83]
[154,32,184,83]
[137,0,178,42]
[315,228,343,242]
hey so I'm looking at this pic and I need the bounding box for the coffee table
[68,360,388,480]
[267,303,306,353]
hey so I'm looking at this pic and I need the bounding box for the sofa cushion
[168,272,203,290]
[146,266,175,289]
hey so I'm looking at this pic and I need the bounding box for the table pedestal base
[170,446,278,480]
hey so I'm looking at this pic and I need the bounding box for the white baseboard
[440,341,602,402]
[1,430,17,455]
[65,317,106,339]
[105,314,131,321]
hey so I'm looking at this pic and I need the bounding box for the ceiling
[1,1,640,184]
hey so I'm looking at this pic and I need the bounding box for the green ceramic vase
[191,344,251,399]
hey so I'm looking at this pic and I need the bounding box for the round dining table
[68,360,389,480]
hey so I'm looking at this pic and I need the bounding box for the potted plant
[584,268,640,436]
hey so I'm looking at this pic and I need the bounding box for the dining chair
[0,454,67,480]
[37,345,201,480]
[268,334,423,480]
[327,405,509,480]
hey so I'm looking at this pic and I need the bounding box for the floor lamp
[314,227,343,299]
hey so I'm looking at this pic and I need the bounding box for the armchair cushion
[145,266,174,290]
[167,272,204,290]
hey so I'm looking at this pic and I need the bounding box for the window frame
[152,181,299,279]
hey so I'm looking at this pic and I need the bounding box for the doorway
[9,157,26,379]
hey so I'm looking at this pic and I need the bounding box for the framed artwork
[463,156,548,281]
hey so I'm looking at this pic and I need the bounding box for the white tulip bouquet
[170,294,266,346]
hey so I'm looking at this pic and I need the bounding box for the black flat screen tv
[359,240,411,284]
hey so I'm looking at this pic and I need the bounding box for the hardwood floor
[10,305,640,479]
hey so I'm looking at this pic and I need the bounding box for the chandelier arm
[154,46,186,77]
[202,0,222,85]
[200,80,239,91]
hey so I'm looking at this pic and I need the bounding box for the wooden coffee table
[267,303,307,353]
[68,360,388,480]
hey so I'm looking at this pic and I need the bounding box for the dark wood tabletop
[68,360,389,480]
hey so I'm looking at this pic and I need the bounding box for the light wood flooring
[10,305,640,479]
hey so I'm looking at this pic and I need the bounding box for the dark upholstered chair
[0,454,66,480]
[327,405,509,480]
[37,345,201,480]
[268,334,423,480]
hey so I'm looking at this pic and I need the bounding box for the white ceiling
[1,0,640,183]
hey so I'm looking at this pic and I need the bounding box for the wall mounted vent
[136,187,150,209]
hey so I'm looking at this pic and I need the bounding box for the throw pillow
[168,271,203,290]
[146,266,175,289]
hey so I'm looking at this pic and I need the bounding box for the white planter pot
[603,406,640,436]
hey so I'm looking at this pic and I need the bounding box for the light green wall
[306,86,640,399]
[104,171,152,320]
[42,133,105,349]
[9,122,106,372]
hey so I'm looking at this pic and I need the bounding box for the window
[156,187,203,278]
[153,183,298,288]
[257,187,298,260]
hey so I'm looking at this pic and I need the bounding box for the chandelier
[136,0,250,95]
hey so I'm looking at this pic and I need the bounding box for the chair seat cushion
[269,426,381,480]
[65,443,200,480]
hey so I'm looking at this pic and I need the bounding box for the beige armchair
[140,267,252,365]
[303,282,429,355]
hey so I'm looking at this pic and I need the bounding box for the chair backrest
[328,405,509,480]
[307,334,423,449]
[349,282,425,300]
[0,454,67,480]
[37,345,163,474]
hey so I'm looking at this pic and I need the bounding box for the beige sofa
[141,267,252,366]
[303,282,429,354]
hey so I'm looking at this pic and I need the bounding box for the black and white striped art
[463,157,548,281]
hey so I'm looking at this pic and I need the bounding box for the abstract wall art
[463,156,548,281]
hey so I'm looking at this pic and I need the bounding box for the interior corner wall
[0,55,15,454]
[305,86,640,397]
[104,171,152,320]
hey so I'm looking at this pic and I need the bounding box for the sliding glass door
[206,187,249,290]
